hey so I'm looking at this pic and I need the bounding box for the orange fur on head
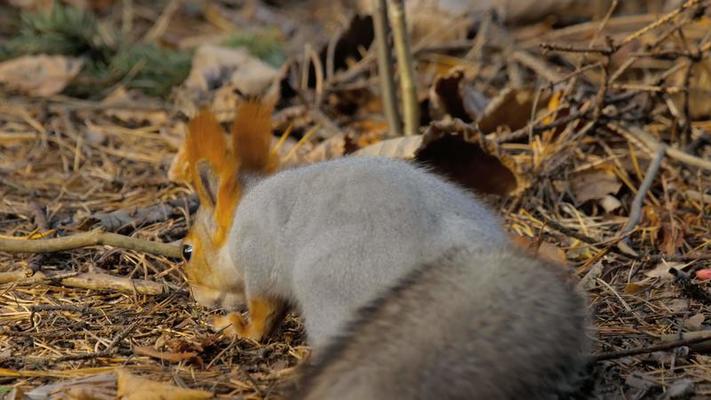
[185,110,240,246]
[183,98,277,248]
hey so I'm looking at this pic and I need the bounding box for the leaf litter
[0,0,710,399]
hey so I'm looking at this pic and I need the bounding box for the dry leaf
[668,299,690,313]
[300,133,355,164]
[429,67,486,122]
[670,59,711,120]
[0,55,83,97]
[645,261,686,280]
[25,372,116,400]
[478,87,539,135]
[660,222,685,257]
[415,122,519,196]
[570,168,622,204]
[599,195,622,213]
[684,313,706,331]
[133,345,198,363]
[354,135,424,159]
[116,369,213,400]
[184,45,279,99]
[510,233,567,266]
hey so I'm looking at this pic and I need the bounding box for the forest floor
[1,1,710,399]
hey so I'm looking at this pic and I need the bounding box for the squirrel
[178,99,589,398]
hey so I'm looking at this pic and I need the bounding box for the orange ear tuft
[185,109,241,246]
[231,97,278,174]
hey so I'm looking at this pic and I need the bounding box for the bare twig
[609,123,711,171]
[388,0,419,136]
[0,270,166,295]
[619,144,667,236]
[373,0,402,137]
[0,230,181,259]
[593,331,711,362]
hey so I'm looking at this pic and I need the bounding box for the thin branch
[0,230,181,259]
[593,331,711,362]
[608,123,711,171]
[0,270,166,295]
[372,0,402,137]
[619,144,667,236]
[388,0,419,136]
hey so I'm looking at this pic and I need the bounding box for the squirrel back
[295,247,589,400]
[228,156,509,348]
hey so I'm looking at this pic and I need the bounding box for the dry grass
[1,1,710,399]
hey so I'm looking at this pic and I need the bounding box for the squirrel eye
[182,244,193,261]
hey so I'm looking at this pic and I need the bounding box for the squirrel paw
[212,312,249,339]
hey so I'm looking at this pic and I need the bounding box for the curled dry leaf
[0,55,83,97]
[355,119,521,196]
[416,120,520,196]
[429,67,487,122]
[117,369,212,400]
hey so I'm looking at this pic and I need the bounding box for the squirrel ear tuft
[231,97,278,174]
[185,109,234,210]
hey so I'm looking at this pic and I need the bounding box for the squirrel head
[180,98,277,309]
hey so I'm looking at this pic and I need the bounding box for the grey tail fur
[294,247,590,400]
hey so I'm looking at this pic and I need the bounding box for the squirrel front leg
[213,297,287,342]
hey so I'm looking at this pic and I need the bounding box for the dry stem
[373,0,402,137]
[0,230,181,259]
[388,0,419,136]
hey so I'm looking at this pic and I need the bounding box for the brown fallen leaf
[184,45,278,93]
[510,233,567,266]
[24,372,116,400]
[684,313,706,331]
[416,120,520,196]
[569,168,622,204]
[353,135,424,159]
[133,345,198,363]
[429,67,486,122]
[300,133,357,164]
[355,119,521,196]
[0,55,83,97]
[478,87,541,135]
[116,369,213,400]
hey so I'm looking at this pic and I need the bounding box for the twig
[142,0,181,42]
[1,270,166,295]
[593,331,711,362]
[0,230,181,259]
[608,123,711,171]
[619,144,667,236]
[372,0,402,137]
[388,0,419,136]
